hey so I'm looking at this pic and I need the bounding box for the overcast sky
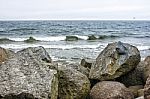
[0,0,150,20]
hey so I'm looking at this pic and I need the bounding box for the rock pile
[0,41,150,99]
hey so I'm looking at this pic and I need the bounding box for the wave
[0,34,121,42]
[10,28,36,31]
[137,46,150,51]
[0,38,15,43]
[4,35,88,42]
[0,43,102,50]
[134,35,150,38]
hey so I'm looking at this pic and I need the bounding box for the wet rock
[116,61,144,87]
[128,85,143,98]
[90,81,134,99]
[89,41,141,80]
[24,37,39,43]
[58,66,90,99]
[0,47,58,99]
[65,36,79,41]
[87,35,97,40]
[143,56,150,82]
[0,47,15,65]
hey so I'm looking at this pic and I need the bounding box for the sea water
[0,21,150,62]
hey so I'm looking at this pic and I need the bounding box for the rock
[98,35,108,39]
[90,81,134,99]
[17,46,52,63]
[81,58,95,69]
[78,65,90,77]
[24,37,39,43]
[143,56,150,82]
[116,61,144,87]
[65,63,90,77]
[138,89,144,97]
[87,35,97,40]
[58,66,90,99]
[65,36,79,41]
[66,63,79,70]
[0,47,15,65]
[89,41,141,80]
[0,47,58,99]
[128,85,143,98]
[144,75,150,99]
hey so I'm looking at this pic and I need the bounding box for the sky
[0,0,150,20]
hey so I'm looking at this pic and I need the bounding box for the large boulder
[116,61,144,87]
[0,47,58,99]
[90,81,134,99]
[143,56,150,82]
[0,47,15,65]
[58,66,90,99]
[17,46,52,63]
[89,41,141,80]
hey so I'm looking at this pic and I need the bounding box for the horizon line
[0,19,150,21]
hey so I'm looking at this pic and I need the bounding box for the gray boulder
[58,66,90,99]
[89,41,140,80]
[17,46,52,63]
[0,47,58,99]
[90,81,134,99]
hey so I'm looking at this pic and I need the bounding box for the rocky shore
[0,41,150,99]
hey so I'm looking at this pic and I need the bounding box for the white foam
[137,46,150,51]
[8,38,27,41]
[34,36,66,41]
[74,35,88,40]
[6,35,88,42]
[0,43,101,50]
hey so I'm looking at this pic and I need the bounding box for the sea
[0,21,150,63]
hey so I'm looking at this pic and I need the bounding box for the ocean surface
[0,21,150,63]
